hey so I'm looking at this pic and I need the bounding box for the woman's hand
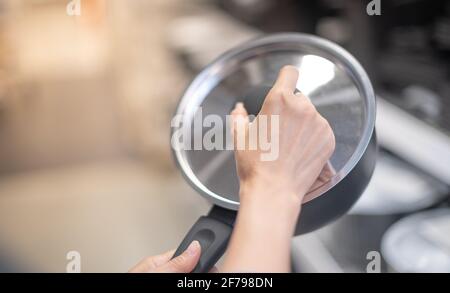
[222,65,336,272]
[231,65,336,206]
[129,241,216,273]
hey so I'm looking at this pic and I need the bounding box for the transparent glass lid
[172,34,375,210]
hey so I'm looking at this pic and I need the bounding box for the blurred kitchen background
[0,0,449,272]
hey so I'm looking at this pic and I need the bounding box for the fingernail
[186,240,200,256]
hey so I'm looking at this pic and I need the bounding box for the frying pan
[170,33,377,272]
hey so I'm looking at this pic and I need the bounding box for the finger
[153,241,201,273]
[231,102,249,124]
[272,65,299,92]
[128,249,175,273]
[231,102,249,149]
[307,161,336,192]
[321,161,336,179]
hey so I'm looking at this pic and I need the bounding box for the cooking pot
[382,208,450,273]
[170,33,377,272]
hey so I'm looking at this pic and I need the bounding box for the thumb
[231,102,249,150]
[153,241,201,273]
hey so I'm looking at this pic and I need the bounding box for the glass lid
[171,33,375,210]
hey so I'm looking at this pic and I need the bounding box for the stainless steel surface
[292,233,344,273]
[293,213,399,273]
[382,208,450,273]
[376,98,450,185]
[172,33,376,210]
[350,151,449,215]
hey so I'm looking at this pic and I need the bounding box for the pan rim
[171,32,376,210]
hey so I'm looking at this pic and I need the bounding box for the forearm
[223,66,335,273]
[222,184,302,272]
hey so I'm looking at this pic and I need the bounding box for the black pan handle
[172,205,236,273]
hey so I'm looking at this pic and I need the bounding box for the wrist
[223,178,302,273]
[239,178,303,210]
[238,179,302,228]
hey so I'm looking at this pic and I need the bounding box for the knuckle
[267,88,290,106]
[331,133,336,151]
[328,135,336,151]
[326,128,336,152]
[270,86,282,96]
[317,115,329,128]
[301,102,317,117]
[269,88,286,99]
[316,116,335,153]
[265,92,279,105]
